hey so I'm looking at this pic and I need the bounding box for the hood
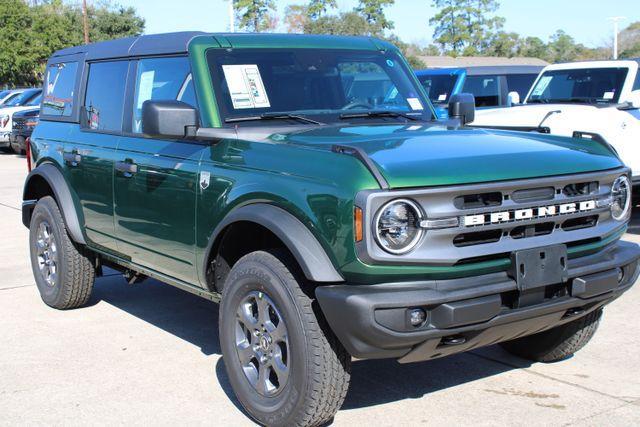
[280,123,622,188]
[472,103,601,127]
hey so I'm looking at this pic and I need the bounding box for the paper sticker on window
[137,70,155,109]
[222,64,271,109]
[532,76,552,96]
[603,91,615,100]
[407,97,424,111]
[438,94,447,101]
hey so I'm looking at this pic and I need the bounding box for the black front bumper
[316,240,640,363]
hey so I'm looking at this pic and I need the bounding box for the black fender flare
[203,204,344,283]
[22,163,86,245]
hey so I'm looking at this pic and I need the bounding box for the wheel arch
[22,163,86,245]
[203,203,344,289]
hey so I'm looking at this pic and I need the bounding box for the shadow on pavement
[91,273,527,413]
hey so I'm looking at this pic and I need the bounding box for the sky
[114,0,640,49]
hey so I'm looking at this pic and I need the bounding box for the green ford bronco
[23,32,639,426]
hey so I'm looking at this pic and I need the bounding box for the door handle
[115,160,138,177]
[63,152,82,166]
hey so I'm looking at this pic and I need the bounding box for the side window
[131,57,193,133]
[42,62,78,117]
[633,68,640,91]
[463,75,500,107]
[177,74,198,108]
[84,61,128,132]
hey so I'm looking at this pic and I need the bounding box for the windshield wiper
[339,110,420,121]
[225,112,324,125]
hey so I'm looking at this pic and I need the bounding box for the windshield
[527,68,628,104]
[207,48,433,124]
[5,90,39,107]
[26,94,42,106]
[417,74,459,104]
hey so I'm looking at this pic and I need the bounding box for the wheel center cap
[259,335,270,351]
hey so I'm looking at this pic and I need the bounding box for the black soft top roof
[50,31,208,60]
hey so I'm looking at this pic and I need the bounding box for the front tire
[29,196,95,309]
[219,250,350,427]
[500,309,603,362]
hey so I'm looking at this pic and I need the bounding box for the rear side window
[463,75,500,107]
[84,61,128,132]
[633,68,640,91]
[42,62,78,117]
[505,74,538,100]
[131,57,194,133]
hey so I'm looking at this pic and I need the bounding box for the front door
[113,57,203,284]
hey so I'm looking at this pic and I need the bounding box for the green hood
[283,124,623,188]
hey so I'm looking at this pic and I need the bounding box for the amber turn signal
[354,206,363,242]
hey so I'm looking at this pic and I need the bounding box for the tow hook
[442,335,467,346]
[564,307,585,318]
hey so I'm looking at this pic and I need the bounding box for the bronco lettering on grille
[463,200,596,227]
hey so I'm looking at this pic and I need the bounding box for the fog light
[409,308,426,327]
[617,268,624,283]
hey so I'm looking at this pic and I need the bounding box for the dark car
[10,107,39,154]
[463,65,543,107]
[22,32,639,426]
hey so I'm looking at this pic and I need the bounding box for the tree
[619,21,640,59]
[429,0,504,56]
[484,31,519,57]
[284,4,308,33]
[547,30,583,62]
[355,0,395,31]
[0,0,145,87]
[518,36,547,59]
[233,0,276,32]
[307,0,336,20]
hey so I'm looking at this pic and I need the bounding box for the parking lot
[1,152,639,426]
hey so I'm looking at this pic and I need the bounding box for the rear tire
[29,196,95,309]
[219,250,351,427]
[500,309,603,362]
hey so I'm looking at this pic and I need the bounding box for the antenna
[607,16,626,60]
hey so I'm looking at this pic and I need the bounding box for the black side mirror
[448,93,476,125]
[142,100,198,139]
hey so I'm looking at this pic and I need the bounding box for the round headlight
[611,175,631,221]
[374,199,423,254]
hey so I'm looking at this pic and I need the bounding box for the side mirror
[507,91,521,106]
[448,93,475,125]
[622,90,640,108]
[142,100,198,139]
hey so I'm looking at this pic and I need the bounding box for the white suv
[471,60,640,186]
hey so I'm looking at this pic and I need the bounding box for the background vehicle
[9,107,39,154]
[416,65,542,118]
[23,33,639,427]
[0,89,27,106]
[471,59,640,187]
[0,89,42,151]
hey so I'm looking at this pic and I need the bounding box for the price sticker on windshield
[407,97,424,111]
[222,64,271,109]
[531,75,552,97]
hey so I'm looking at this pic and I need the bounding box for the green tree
[284,4,308,33]
[355,0,395,31]
[233,0,276,32]
[518,36,547,59]
[484,31,519,57]
[0,0,36,86]
[547,30,583,62]
[619,21,640,59]
[307,0,336,20]
[430,0,504,56]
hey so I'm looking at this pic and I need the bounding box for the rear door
[114,56,203,283]
[64,60,129,253]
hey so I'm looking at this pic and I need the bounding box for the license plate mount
[510,244,568,291]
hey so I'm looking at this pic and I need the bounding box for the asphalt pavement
[1,152,639,426]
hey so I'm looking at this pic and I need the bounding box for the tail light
[26,137,32,172]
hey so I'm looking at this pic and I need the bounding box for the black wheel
[500,309,603,362]
[219,250,351,427]
[29,196,95,309]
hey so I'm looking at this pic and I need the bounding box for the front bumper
[316,240,640,363]
[0,132,10,147]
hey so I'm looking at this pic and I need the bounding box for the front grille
[359,168,626,266]
[12,119,25,131]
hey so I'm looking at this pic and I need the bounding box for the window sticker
[438,93,447,101]
[603,91,615,100]
[407,97,424,110]
[137,70,155,109]
[531,75,552,97]
[222,64,271,109]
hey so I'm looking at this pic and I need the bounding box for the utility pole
[608,16,625,59]
[82,0,90,45]
[228,0,235,33]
